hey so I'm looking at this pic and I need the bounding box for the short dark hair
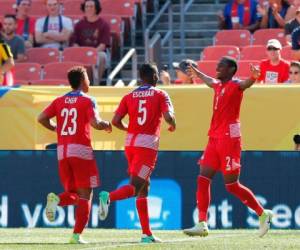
[294,134,300,144]
[4,14,17,22]
[222,56,238,75]
[139,63,158,85]
[81,0,102,15]
[67,66,87,89]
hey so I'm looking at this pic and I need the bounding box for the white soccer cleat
[98,191,110,221]
[183,221,209,237]
[259,209,273,238]
[45,192,59,222]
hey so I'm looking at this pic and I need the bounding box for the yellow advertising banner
[0,85,299,150]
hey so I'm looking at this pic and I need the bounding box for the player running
[98,63,176,243]
[38,66,112,244]
[183,57,273,238]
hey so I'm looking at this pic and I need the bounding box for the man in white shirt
[35,0,73,49]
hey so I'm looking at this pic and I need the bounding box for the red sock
[74,198,91,234]
[226,181,264,216]
[58,192,79,207]
[197,175,211,222]
[109,184,135,202]
[136,197,152,236]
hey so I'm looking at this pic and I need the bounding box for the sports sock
[226,181,264,216]
[74,198,91,234]
[136,197,152,236]
[197,175,211,222]
[58,192,79,206]
[109,184,135,202]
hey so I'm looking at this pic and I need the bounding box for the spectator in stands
[258,39,290,83]
[0,34,15,86]
[285,7,300,44]
[69,0,110,85]
[160,59,201,85]
[15,0,36,49]
[288,61,300,82]
[218,0,261,32]
[35,0,73,49]
[258,0,291,28]
[2,15,26,63]
[290,24,300,59]
[293,134,300,150]
[284,0,300,21]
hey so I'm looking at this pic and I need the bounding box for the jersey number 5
[138,100,147,125]
[61,108,77,136]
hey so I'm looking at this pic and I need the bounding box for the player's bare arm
[37,112,56,132]
[163,111,176,132]
[112,113,128,131]
[240,64,260,90]
[90,117,112,133]
[187,64,218,88]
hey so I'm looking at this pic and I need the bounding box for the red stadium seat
[281,46,293,61]
[30,79,69,85]
[197,60,218,79]
[201,46,240,60]
[26,48,60,65]
[214,30,251,48]
[14,63,42,84]
[62,47,98,65]
[43,62,84,80]
[101,0,135,17]
[0,1,16,16]
[63,0,83,16]
[240,45,266,60]
[236,60,260,79]
[28,1,47,16]
[252,29,286,47]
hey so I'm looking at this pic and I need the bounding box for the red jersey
[43,90,99,160]
[258,59,290,84]
[16,18,36,41]
[115,84,174,150]
[208,80,243,138]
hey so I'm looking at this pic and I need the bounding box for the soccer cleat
[141,234,162,243]
[183,221,209,237]
[45,192,59,222]
[98,191,110,221]
[259,209,273,238]
[69,233,88,244]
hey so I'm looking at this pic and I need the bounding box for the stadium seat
[28,1,47,16]
[214,30,251,48]
[30,79,69,85]
[0,0,16,16]
[236,60,260,79]
[26,48,60,65]
[281,46,293,61]
[43,62,84,80]
[63,0,83,16]
[196,60,218,79]
[62,47,98,65]
[252,29,286,47]
[240,45,266,60]
[101,0,135,17]
[201,46,240,60]
[14,63,42,84]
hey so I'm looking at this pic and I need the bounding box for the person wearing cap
[160,59,202,85]
[15,0,36,48]
[257,39,290,83]
[288,61,300,83]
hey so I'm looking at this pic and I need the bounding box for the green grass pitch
[0,229,299,249]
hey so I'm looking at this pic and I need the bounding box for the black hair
[222,56,238,75]
[4,14,17,22]
[139,63,158,85]
[294,134,300,144]
[67,66,87,89]
[81,0,102,15]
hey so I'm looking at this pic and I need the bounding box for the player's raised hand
[186,64,200,79]
[105,122,112,133]
[250,64,260,80]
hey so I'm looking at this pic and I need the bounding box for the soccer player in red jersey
[183,57,273,238]
[98,63,176,243]
[38,66,112,244]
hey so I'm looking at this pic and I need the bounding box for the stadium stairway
[119,0,226,82]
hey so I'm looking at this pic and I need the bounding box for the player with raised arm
[38,66,112,244]
[98,63,176,243]
[183,57,273,238]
